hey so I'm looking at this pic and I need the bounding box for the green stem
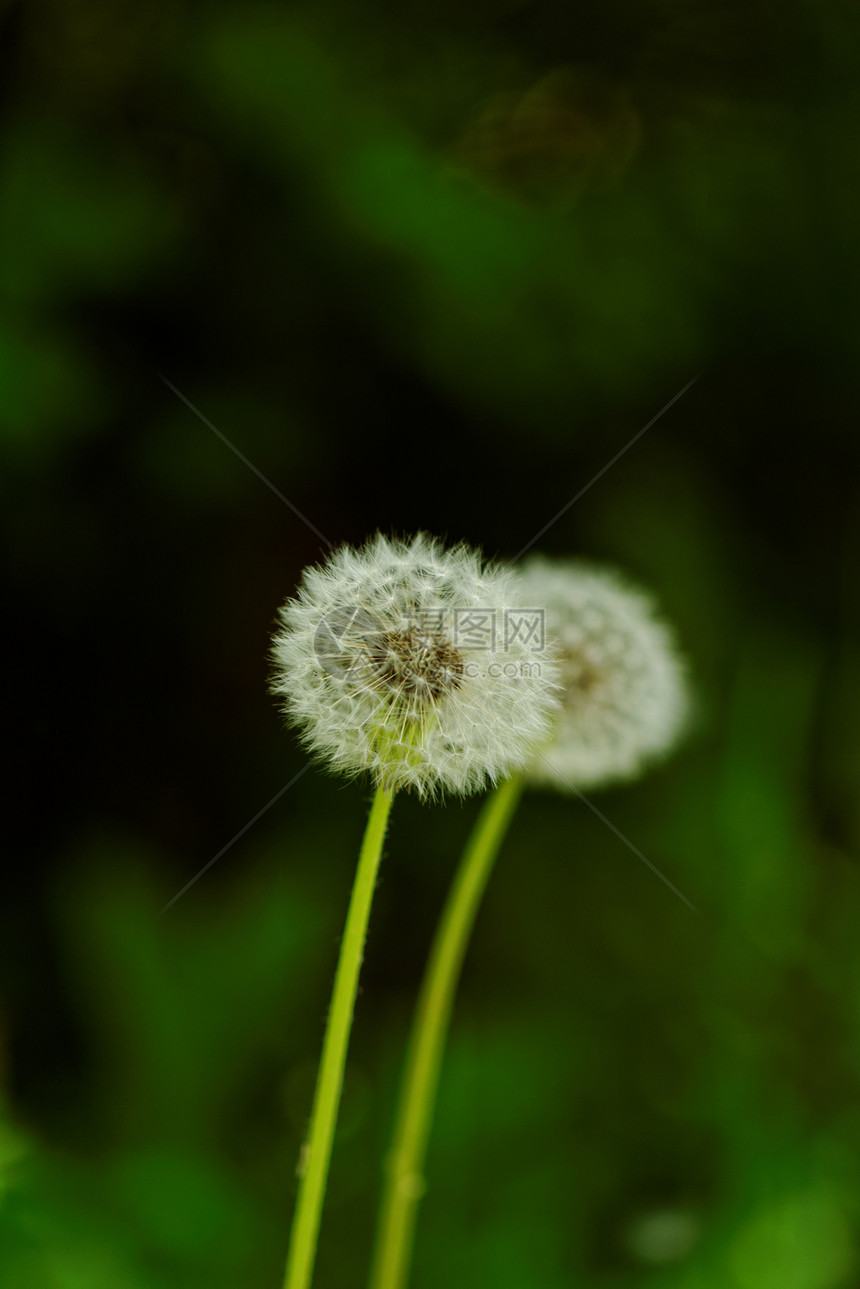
[368,774,524,1289]
[284,784,395,1289]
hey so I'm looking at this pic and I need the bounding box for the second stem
[369,773,524,1289]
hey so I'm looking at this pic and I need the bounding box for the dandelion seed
[518,556,689,789]
[370,557,690,1289]
[270,533,559,800]
[369,556,691,1289]
[272,533,559,1289]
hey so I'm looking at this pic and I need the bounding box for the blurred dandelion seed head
[519,556,689,790]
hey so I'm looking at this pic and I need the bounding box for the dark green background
[2,2,859,1286]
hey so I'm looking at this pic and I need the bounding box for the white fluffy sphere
[270,534,559,800]
[519,557,689,790]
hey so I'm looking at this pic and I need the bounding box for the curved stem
[368,774,524,1289]
[284,784,395,1289]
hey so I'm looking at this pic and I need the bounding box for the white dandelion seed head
[519,557,689,791]
[270,533,560,800]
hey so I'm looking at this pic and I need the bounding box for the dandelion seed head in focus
[270,534,559,799]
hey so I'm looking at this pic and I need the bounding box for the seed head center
[570,662,604,693]
[368,626,464,704]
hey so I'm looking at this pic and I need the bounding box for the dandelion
[519,556,688,789]
[271,533,558,1289]
[271,532,559,800]
[370,555,690,1289]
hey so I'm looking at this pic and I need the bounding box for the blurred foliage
[2,0,860,1286]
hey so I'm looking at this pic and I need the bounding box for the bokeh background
[2,1,860,1286]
